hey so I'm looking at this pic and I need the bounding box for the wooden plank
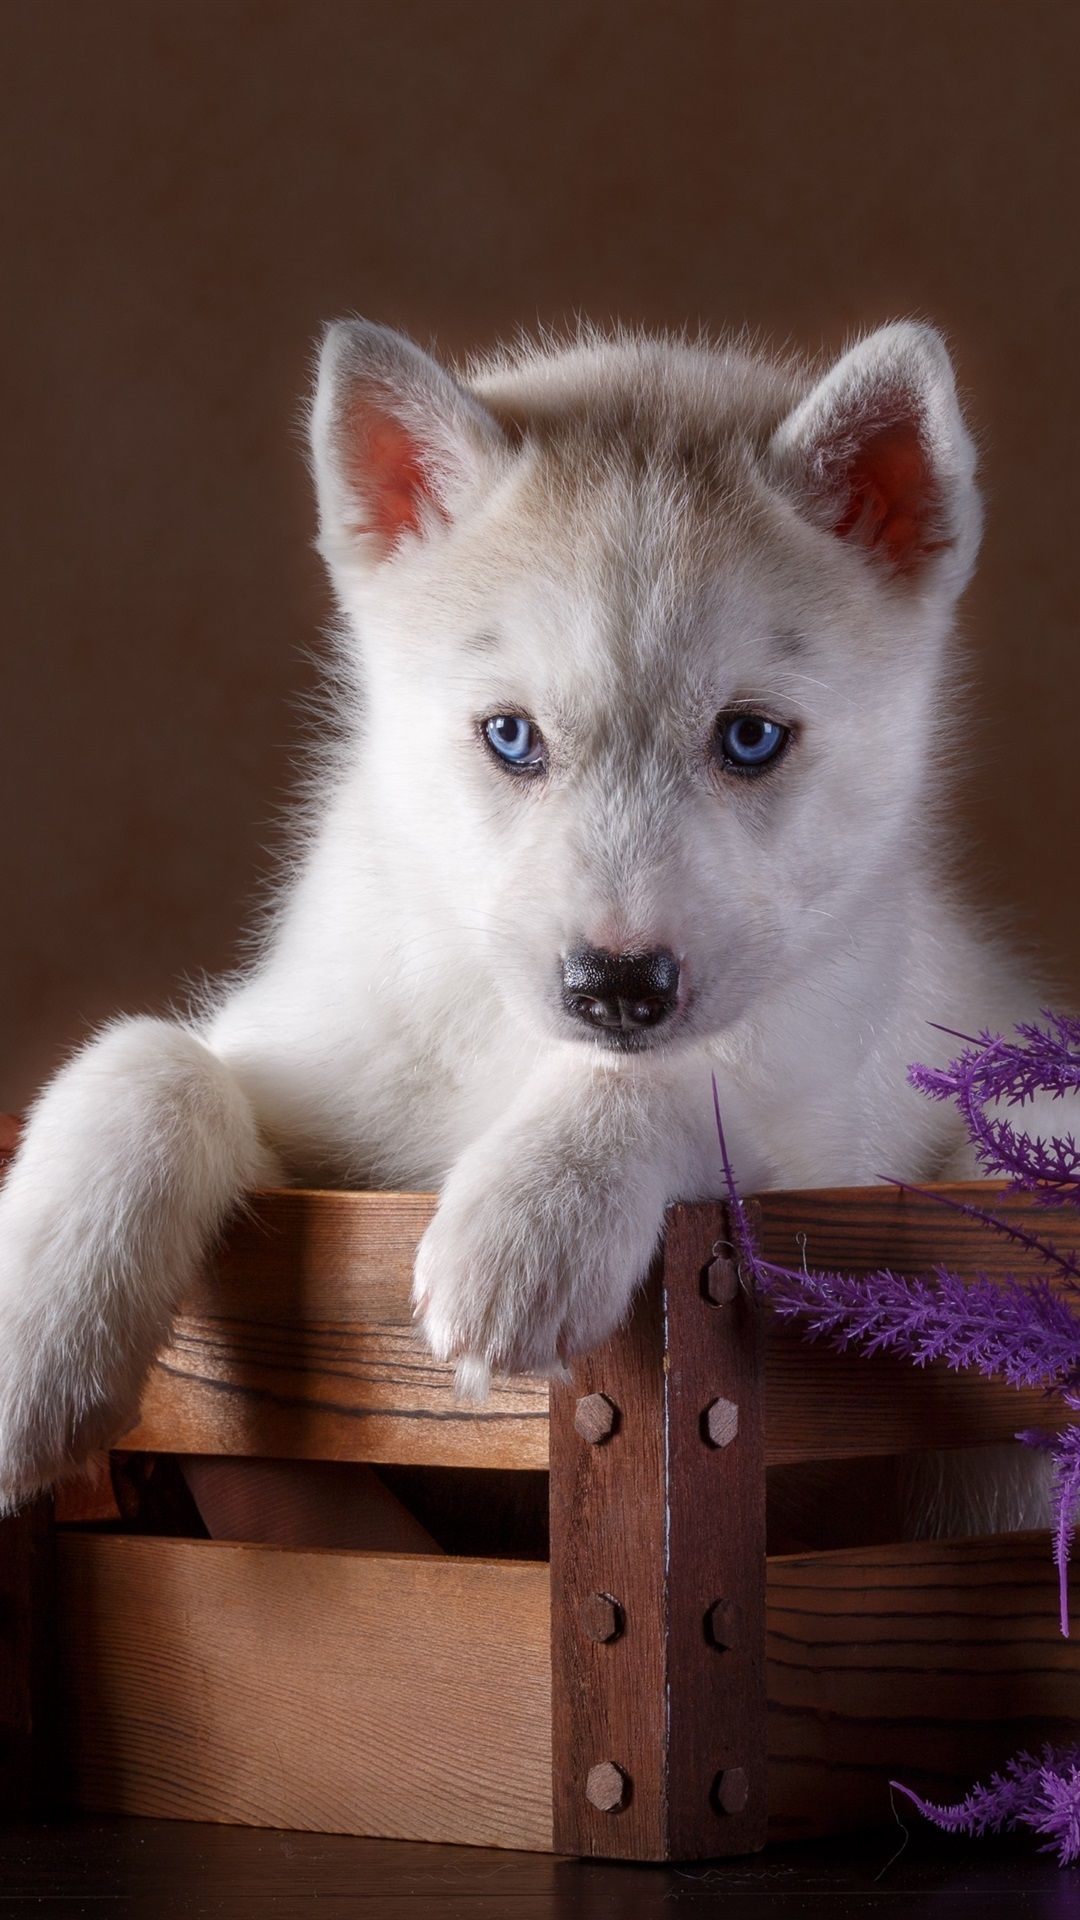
[0,1503,51,1818]
[125,1190,549,1470]
[549,1204,767,1861]
[127,1175,1076,1474]
[759,1181,1080,1278]
[757,1183,1079,1465]
[55,1526,1080,1856]
[123,1183,1076,1471]
[766,1530,1080,1840]
[55,1534,552,1851]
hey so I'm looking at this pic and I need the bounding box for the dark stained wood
[766,1529,1080,1840]
[665,1206,768,1857]
[0,1502,51,1818]
[549,1203,767,1862]
[545,1244,664,1858]
[56,1535,552,1851]
[125,1189,549,1470]
[549,1257,665,1860]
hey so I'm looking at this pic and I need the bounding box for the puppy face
[312,323,979,1051]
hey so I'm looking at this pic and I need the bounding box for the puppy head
[310,319,979,1051]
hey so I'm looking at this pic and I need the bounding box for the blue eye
[483,714,545,771]
[716,711,790,773]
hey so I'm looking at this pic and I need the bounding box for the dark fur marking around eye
[463,631,502,654]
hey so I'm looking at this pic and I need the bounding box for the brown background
[2,1,1077,1110]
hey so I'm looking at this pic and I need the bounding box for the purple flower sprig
[909,1013,1080,1206]
[891,1746,1080,1864]
[749,1259,1080,1397]
[713,1012,1080,1864]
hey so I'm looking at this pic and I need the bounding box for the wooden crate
[2,1163,1078,1860]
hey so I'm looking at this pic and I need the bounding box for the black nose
[561,947,681,1035]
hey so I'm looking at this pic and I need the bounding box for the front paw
[0,1340,140,1516]
[0,1231,144,1514]
[413,1153,663,1385]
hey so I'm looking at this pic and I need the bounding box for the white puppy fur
[0,319,1067,1515]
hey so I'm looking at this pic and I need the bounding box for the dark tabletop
[0,1818,1075,1920]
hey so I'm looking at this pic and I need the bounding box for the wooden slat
[549,1205,767,1861]
[125,1184,1076,1471]
[766,1530,1080,1840]
[55,1528,1080,1853]
[56,1535,552,1851]
[759,1182,1080,1276]
[757,1183,1079,1464]
[125,1191,549,1470]
[53,1454,122,1527]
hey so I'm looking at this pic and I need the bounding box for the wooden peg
[713,1765,750,1815]
[705,1397,739,1450]
[574,1392,617,1444]
[579,1592,623,1643]
[586,1760,628,1812]
[702,1251,739,1305]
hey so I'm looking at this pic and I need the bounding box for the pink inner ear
[833,418,944,574]
[343,402,441,547]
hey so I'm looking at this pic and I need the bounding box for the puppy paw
[0,1303,144,1517]
[413,1144,663,1384]
[0,1212,148,1514]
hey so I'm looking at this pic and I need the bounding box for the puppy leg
[413,1057,680,1386]
[0,1016,277,1510]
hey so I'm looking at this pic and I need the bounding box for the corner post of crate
[548,1200,767,1861]
[0,1499,53,1817]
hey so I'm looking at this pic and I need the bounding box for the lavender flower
[891,1747,1080,1863]
[1050,1425,1080,1637]
[747,1260,1080,1396]
[909,1013,1080,1206]
[714,1012,1080,1864]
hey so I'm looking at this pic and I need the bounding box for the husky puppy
[0,319,1060,1512]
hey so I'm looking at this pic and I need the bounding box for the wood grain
[56,1535,552,1851]
[665,1205,769,1857]
[124,1183,1077,1472]
[757,1183,1080,1464]
[549,1204,767,1861]
[54,1526,1080,1854]
[124,1190,549,1470]
[1,1162,1071,1475]
[766,1530,1080,1840]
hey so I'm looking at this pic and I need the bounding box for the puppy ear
[768,324,980,588]
[311,320,507,571]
